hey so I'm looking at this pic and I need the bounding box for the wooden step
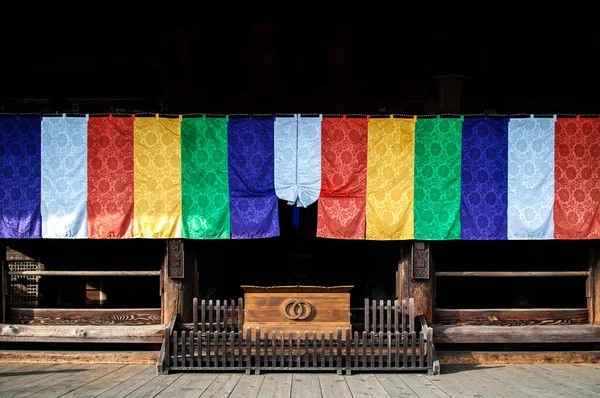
[0,350,158,363]
[438,350,600,364]
[433,324,600,344]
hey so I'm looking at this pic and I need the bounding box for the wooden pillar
[589,243,600,325]
[162,239,196,324]
[397,241,435,325]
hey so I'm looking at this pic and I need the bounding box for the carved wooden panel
[411,241,430,280]
[167,239,184,279]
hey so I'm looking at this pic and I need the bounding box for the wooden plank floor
[0,362,598,397]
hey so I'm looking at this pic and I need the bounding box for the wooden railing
[159,297,438,375]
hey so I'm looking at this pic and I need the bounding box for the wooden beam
[435,271,589,277]
[9,308,161,325]
[0,324,165,343]
[433,325,600,344]
[435,308,588,325]
[8,271,160,276]
[438,351,600,364]
[162,240,195,324]
[590,244,600,325]
[0,350,158,364]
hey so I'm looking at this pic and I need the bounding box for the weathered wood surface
[243,291,351,338]
[0,363,597,397]
[0,324,165,343]
[9,308,161,325]
[0,350,158,363]
[438,350,600,364]
[7,270,161,276]
[435,308,589,325]
[434,324,600,344]
[435,271,589,277]
[162,240,195,324]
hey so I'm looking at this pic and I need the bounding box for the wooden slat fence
[160,297,436,375]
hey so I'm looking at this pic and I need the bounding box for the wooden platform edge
[438,351,600,364]
[0,350,158,364]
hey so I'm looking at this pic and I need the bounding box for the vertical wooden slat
[345,328,351,374]
[312,332,317,367]
[353,331,359,368]
[393,299,399,333]
[369,331,375,368]
[280,331,285,368]
[172,330,178,368]
[394,331,400,368]
[336,328,343,374]
[364,298,369,333]
[371,300,377,333]
[402,331,408,368]
[419,331,425,368]
[165,327,171,369]
[221,331,227,368]
[193,297,198,339]
[320,332,325,368]
[208,300,213,333]
[215,300,221,333]
[387,331,392,368]
[255,327,261,373]
[236,331,242,368]
[378,331,383,368]
[229,331,235,368]
[238,298,244,332]
[214,331,219,367]
[188,331,194,367]
[223,300,228,332]
[263,331,269,368]
[272,331,277,368]
[409,298,415,334]
[197,331,202,368]
[231,299,236,331]
[411,331,416,368]
[329,331,334,368]
[294,331,300,368]
[206,329,212,367]
[288,332,294,368]
[379,299,384,333]
[386,300,392,333]
[180,330,186,368]
[361,331,367,369]
[401,299,406,333]
[201,299,206,336]
[245,327,252,373]
[303,332,309,368]
[427,327,433,371]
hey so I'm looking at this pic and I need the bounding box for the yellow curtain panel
[366,116,416,240]
[133,115,182,238]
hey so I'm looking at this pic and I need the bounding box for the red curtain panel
[554,116,600,239]
[317,116,368,239]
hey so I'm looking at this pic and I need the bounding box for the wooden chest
[241,285,352,339]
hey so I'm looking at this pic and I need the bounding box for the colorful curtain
[507,116,555,239]
[228,116,279,239]
[181,116,230,239]
[366,116,415,240]
[414,116,462,240]
[87,116,134,239]
[274,114,322,207]
[41,115,88,238]
[460,116,509,240]
[0,117,42,238]
[133,116,182,238]
[317,116,368,239]
[554,116,600,239]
